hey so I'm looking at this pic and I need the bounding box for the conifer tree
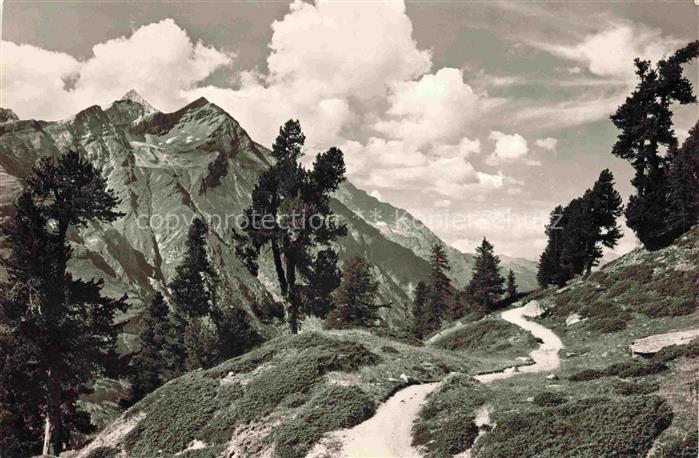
[234,120,347,333]
[171,218,218,318]
[169,218,219,372]
[128,293,172,401]
[467,238,505,312]
[0,151,126,456]
[506,270,518,299]
[426,244,453,324]
[581,169,623,275]
[301,248,342,319]
[326,256,382,329]
[666,122,699,236]
[411,281,428,339]
[610,41,699,249]
[537,206,569,287]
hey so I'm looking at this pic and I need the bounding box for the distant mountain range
[0,92,537,346]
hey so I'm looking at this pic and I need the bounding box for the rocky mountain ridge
[0,92,537,344]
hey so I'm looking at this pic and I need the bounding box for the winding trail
[306,301,563,458]
[475,301,563,383]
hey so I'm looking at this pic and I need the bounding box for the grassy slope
[431,317,539,365]
[414,227,699,457]
[80,330,516,458]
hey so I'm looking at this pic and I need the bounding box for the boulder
[522,300,545,317]
[630,329,699,355]
[565,313,586,326]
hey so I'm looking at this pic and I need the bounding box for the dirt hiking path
[306,301,563,457]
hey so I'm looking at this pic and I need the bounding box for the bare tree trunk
[271,240,287,296]
[285,255,299,334]
[42,365,62,456]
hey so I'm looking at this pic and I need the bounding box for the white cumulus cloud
[2,19,233,119]
[486,131,529,165]
[535,23,682,82]
[373,68,481,148]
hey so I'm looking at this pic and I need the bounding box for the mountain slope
[77,226,698,457]
[0,92,536,336]
[333,182,538,291]
[0,92,451,339]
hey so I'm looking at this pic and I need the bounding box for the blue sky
[2,0,697,260]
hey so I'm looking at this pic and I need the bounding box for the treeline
[411,240,517,339]
[538,41,699,287]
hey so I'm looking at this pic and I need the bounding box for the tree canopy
[234,120,347,333]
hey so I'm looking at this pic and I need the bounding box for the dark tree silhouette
[301,248,342,319]
[506,270,518,299]
[128,292,173,401]
[411,280,428,339]
[538,206,569,287]
[0,151,126,456]
[666,122,699,236]
[467,238,504,312]
[610,41,699,249]
[234,120,347,333]
[170,218,218,318]
[580,169,623,276]
[170,218,220,372]
[167,218,261,375]
[326,256,382,329]
[538,170,623,285]
[427,244,453,325]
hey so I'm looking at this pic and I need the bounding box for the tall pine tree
[537,206,570,287]
[0,151,126,456]
[170,218,220,372]
[411,281,428,339]
[127,292,173,401]
[326,256,382,329]
[506,270,518,299]
[426,244,453,325]
[581,169,623,275]
[467,238,504,312]
[610,41,699,249]
[666,122,699,236]
[301,248,342,319]
[234,120,347,333]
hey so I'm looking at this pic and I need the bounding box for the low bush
[569,360,668,382]
[613,380,659,396]
[413,416,479,457]
[435,320,537,353]
[588,316,628,333]
[652,338,699,363]
[473,396,673,457]
[123,333,380,455]
[581,302,632,333]
[84,447,119,458]
[532,391,566,407]
[605,361,668,378]
[569,368,603,382]
[413,375,488,457]
[371,327,423,346]
[640,297,696,317]
[656,430,698,458]
[273,385,376,458]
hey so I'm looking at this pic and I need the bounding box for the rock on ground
[630,329,699,355]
